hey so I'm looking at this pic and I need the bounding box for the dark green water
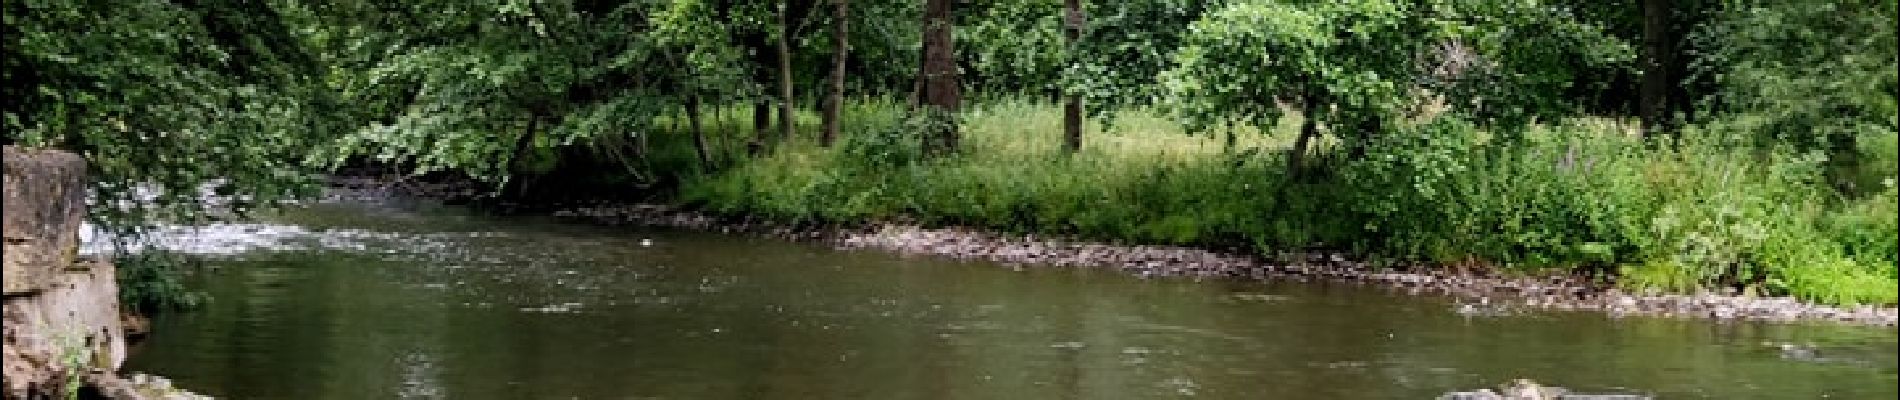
[121,202,1898,399]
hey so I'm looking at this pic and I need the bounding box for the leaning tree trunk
[1061,0,1084,153]
[777,1,797,142]
[1640,0,1675,138]
[821,0,849,147]
[918,0,960,155]
[507,114,541,197]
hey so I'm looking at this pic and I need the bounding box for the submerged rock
[1440,389,1503,400]
[1439,379,1651,400]
[1499,379,1567,399]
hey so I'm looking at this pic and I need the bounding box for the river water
[118,201,1898,399]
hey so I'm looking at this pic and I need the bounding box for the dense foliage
[5,0,333,230]
[1691,0,1898,190]
[5,0,1894,304]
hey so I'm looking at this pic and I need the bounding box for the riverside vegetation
[682,100,1900,306]
[5,0,1897,311]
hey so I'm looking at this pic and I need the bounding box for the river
[116,200,1898,399]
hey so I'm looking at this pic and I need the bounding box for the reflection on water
[122,203,1899,399]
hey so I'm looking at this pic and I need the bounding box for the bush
[116,250,207,314]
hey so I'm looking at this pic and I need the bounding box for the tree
[1161,1,1403,172]
[1425,0,1638,132]
[776,1,799,142]
[1071,0,1228,123]
[918,0,960,155]
[821,0,849,147]
[312,0,685,189]
[1062,0,1085,153]
[1693,0,1898,156]
[962,0,1063,96]
[1163,0,1635,173]
[1640,0,1677,137]
[653,0,750,171]
[4,0,333,230]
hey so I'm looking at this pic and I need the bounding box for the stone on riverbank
[83,372,212,400]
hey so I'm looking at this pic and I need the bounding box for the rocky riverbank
[4,146,209,400]
[551,202,1900,326]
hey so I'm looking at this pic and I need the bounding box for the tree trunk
[777,1,797,142]
[821,0,849,147]
[1348,118,1377,161]
[752,102,772,136]
[510,114,540,173]
[1061,0,1084,153]
[750,101,770,155]
[715,103,732,161]
[909,44,925,110]
[918,0,960,155]
[688,96,711,171]
[744,17,775,155]
[509,114,541,197]
[1640,0,1674,138]
[1288,95,1318,180]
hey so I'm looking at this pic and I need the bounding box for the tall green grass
[676,99,1898,305]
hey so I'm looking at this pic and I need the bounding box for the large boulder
[4,146,129,399]
[3,259,126,399]
[4,145,89,295]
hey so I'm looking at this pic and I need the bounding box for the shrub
[116,250,207,314]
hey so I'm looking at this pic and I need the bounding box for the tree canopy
[5,0,334,230]
[5,0,1894,227]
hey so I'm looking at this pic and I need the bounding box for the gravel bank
[549,203,1897,326]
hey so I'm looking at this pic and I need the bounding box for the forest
[6,0,1897,306]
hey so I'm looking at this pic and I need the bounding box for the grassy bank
[668,99,1896,305]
